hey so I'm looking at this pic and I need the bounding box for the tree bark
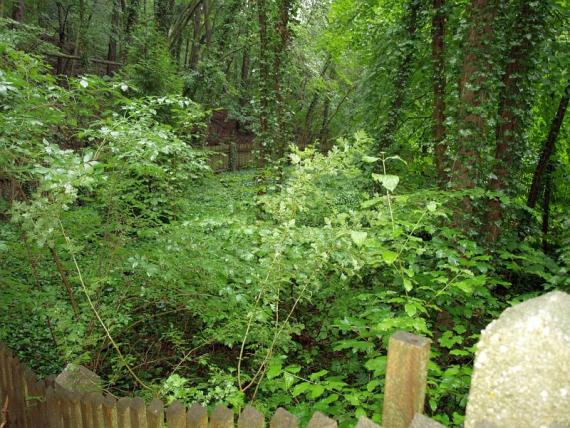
[189,4,203,69]
[486,0,547,241]
[272,0,292,158]
[106,0,120,75]
[527,81,570,208]
[378,0,421,151]
[432,0,447,186]
[541,162,553,252]
[12,0,24,21]
[256,0,270,167]
[451,0,498,190]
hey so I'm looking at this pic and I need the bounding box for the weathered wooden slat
[34,380,47,425]
[238,405,264,428]
[56,386,73,428]
[46,386,63,428]
[382,331,430,428]
[130,397,148,428]
[68,393,84,428]
[165,400,186,428]
[146,398,164,428]
[269,408,299,428]
[0,344,7,407]
[81,392,95,428]
[355,416,380,428]
[210,404,234,428]
[23,366,39,427]
[186,403,208,428]
[3,350,15,427]
[116,397,132,428]
[102,395,118,428]
[89,392,105,427]
[307,412,337,428]
[10,355,26,428]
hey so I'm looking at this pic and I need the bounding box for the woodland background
[0,0,569,426]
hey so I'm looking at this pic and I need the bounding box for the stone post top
[465,290,570,428]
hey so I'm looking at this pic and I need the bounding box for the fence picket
[117,397,132,428]
[130,397,148,428]
[355,416,380,428]
[89,392,105,427]
[269,408,299,428]
[211,404,233,428]
[146,398,164,428]
[102,395,118,428]
[186,403,208,428]
[165,400,186,428]
[307,411,337,428]
[45,386,63,428]
[238,404,264,428]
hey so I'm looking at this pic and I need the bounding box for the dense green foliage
[1,0,569,426]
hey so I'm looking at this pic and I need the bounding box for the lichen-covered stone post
[465,291,570,428]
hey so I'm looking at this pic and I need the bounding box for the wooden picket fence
[0,332,441,428]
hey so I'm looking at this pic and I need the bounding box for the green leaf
[309,370,329,381]
[292,382,311,397]
[372,174,399,192]
[427,201,437,212]
[351,231,368,247]
[362,155,379,163]
[382,250,398,264]
[308,384,325,399]
[404,303,417,317]
[385,155,408,165]
[283,372,296,390]
[364,356,387,375]
[403,278,413,292]
[267,361,282,379]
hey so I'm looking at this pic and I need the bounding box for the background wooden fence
[0,332,440,428]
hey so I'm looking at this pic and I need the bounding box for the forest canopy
[0,0,569,426]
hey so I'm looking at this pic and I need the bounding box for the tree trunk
[541,162,554,253]
[256,0,270,167]
[486,0,547,241]
[272,0,292,158]
[432,0,447,186]
[55,3,69,74]
[527,81,570,208]
[451,0,498,190]
[189,4,203,69]
[106,0,120,75]
[12,0,24,21]
[378,0,421,150]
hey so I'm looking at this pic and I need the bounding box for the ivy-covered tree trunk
[272,0,293,158]
[486,0,547,241]
[452,0,498,190]
[189,4,203,69]
[527,81,570,208]
[378,0,421,151]
[257,0,270,167]
[432,0,447,186]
